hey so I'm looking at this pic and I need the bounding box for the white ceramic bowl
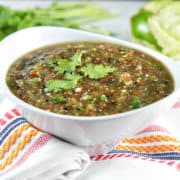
[0,27,180,148]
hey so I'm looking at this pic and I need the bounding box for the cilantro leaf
[51,95,67,104]
[56,59,76,74]
[44,72,82,92]
[45,80,62,92]
[70,51,83,66]
[45,79,76,92]
[47,51,83,74]
[30,77,41,83]
[57,80,77,90]
[81,64,117,79]
[65,72,82,82]
[47,60,56,68]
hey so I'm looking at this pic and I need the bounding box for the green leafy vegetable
[45,80,62,92]
[64,73,82,82]
[0,2,114,40]
[55,59,76,74]
[45,79,76,92]
[143,0,173,13]
[131,0,180,60]
[131,10,161,50]
[51,95,67,103]
[70,50,84,66]
[30,77,41,83]
[46,51,116,92]
[131,96,143,109]
[46,52,84,92]
[81,64,117,79]
[148,3,180,59]
[82,25,112,36]
[48,51,83,74]
[58,80,77,90]
[45,72,81,92]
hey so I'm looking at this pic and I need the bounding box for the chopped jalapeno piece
[100,94,108,102]
[131,96,143,109]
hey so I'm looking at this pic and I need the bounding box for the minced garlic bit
[136,65,142,71]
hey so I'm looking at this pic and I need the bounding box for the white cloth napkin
[1,97,180,180]
[78,101,180,179]
[0,99,90,180]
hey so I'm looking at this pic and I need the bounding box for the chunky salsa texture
[6,42,174,116]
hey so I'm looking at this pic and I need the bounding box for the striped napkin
[0,98,180,179]
[0,99,90,180]
[83,99,180,179]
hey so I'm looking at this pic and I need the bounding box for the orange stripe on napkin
[115,144,180,153]
[0,129,38,171]
[0,124,31,159]
[122,135,180,144]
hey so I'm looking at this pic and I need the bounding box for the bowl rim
[1,26,180,121]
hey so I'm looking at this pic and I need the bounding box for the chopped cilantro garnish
[75,105,84,111]
[52,95,67,104]
[45,79,76,92]
[47,60,56,68]
[44,72,82,92]
[71,51,83,66]
[46,52,116,92]
[85,56,92,62]
[30,77,41,83]
[55,59,76,74]
[65,73,82,82]
[100,94,108,102]
[57,80,77,90]
[81,64,117,79]
[47,51,83,74]
[45,80,62,92]
[131,96,143,109]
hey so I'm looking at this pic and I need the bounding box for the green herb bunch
[0,2,114,40]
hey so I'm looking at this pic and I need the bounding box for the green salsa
[6,41,174,116]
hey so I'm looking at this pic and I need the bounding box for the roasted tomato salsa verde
[6,42,174,116]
